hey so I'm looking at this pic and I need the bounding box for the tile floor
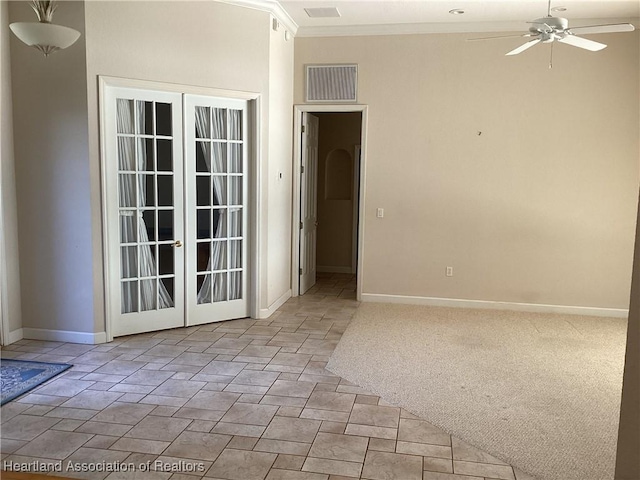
[1,273,535,480]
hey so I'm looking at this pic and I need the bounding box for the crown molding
[216,0,298,36]
[295,17,640,38]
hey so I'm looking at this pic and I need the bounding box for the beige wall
[9,0,93,333]
[0,1,22,338]
[266,19,294,307]
[85,1,293,330]
[315,112,361,271]
[295,32,639,309]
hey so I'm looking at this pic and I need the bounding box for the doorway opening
[292,105,367,301]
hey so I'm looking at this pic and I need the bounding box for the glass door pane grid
[195,107,244,304]
[118,99,175,314]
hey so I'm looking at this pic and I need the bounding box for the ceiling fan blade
[468,33,534,41]
[567,23,635,35]
[505,39,541,56]
[558,35,607,51]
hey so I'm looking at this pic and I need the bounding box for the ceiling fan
[469,0,635,62]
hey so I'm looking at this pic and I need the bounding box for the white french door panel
[184,95,249,325]
[103,86,185,337]
[299,112,319,295]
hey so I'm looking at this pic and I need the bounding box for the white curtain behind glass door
[117,99,173,313]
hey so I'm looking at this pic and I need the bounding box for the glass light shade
[9,22,80,56]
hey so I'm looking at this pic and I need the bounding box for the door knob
[173,240,183,248]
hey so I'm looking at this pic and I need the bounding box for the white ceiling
[277,0,640,36]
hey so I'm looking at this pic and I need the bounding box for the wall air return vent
[305,64,358,103]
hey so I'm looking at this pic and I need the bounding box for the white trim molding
[216,0,298,36]
[361,293,629,318]
[7,328,23,345]
[22,328,107,344]
[259,289,291,319]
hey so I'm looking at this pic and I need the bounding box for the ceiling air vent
[305,64,358,103]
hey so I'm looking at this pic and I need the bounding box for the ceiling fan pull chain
[549,42,554,69]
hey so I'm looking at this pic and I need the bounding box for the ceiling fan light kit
[9,0,81,57]
[468,0,635,65]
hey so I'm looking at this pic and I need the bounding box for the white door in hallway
[184,95,249,325]
[299,112,319,294]
[104,86,250,337]
[104,87,185,337]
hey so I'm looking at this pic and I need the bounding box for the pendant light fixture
[9,1,80,57]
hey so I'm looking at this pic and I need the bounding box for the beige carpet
[326,302,627,480]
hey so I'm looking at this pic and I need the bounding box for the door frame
[291,104,368,301]
[99,76,262,342]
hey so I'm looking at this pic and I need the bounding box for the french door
[103,85,249,337]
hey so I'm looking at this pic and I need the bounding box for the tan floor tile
[423,457,453,474]
[451,437,508,465]
[224,384,270,395]
[110,437,171,455]
[254,439,312,456]
[305,392,355,413]
[60,390,124,410]
[453,460,515,480]
[15,430,93,459]
[92,402,156,425]
[212,422,267,437]
[0,438,27,454]
[151,379,207,398]
[227,435,260,450]
[308,432,368,463]
[277,406,303,417]
[1,414,61,440]
[263,416,321,443]
[397,419,451,446]
[162,431,231,461]
[367,438,396,452]
[122,369,175,386]
[50,418,85,431]
[260,395,308,407]
[272,454,307,471]
[45,406,98,420]
[170,352,216,366]
[270,353,313,367]
[361,450,422,480]
[14,393,66,406]
[318,421,346,434]
[182,391,240,411]
[76,421,133,436]
[232,370,280,387]
[300,408,350,423]
[173,407,225,421]
[422,473,483,480]
[344,423,397,440]
[145,345,189,357]
[139,394,189,407]
[83,435,120,449]
[348,404,400,428]
[207,448,277,480]
[125,415,191,442]
[94,360,146,376]
[219,403,278,426]
[267,380,316,399]
[200,360,248,376]
[34,378,95,397]
[301,457,362,478]
[266,470,329,480]
[397,441,452,459]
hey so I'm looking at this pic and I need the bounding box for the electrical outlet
[446,266,453,277]
[377,208,384,218]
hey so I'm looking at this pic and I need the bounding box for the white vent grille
[306,65,358,103]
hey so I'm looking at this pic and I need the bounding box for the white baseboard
[7,328,24,345]
[317,266,353,274]
[22,328,108,344]
[361,293,629,318]
[259,289,292,319]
